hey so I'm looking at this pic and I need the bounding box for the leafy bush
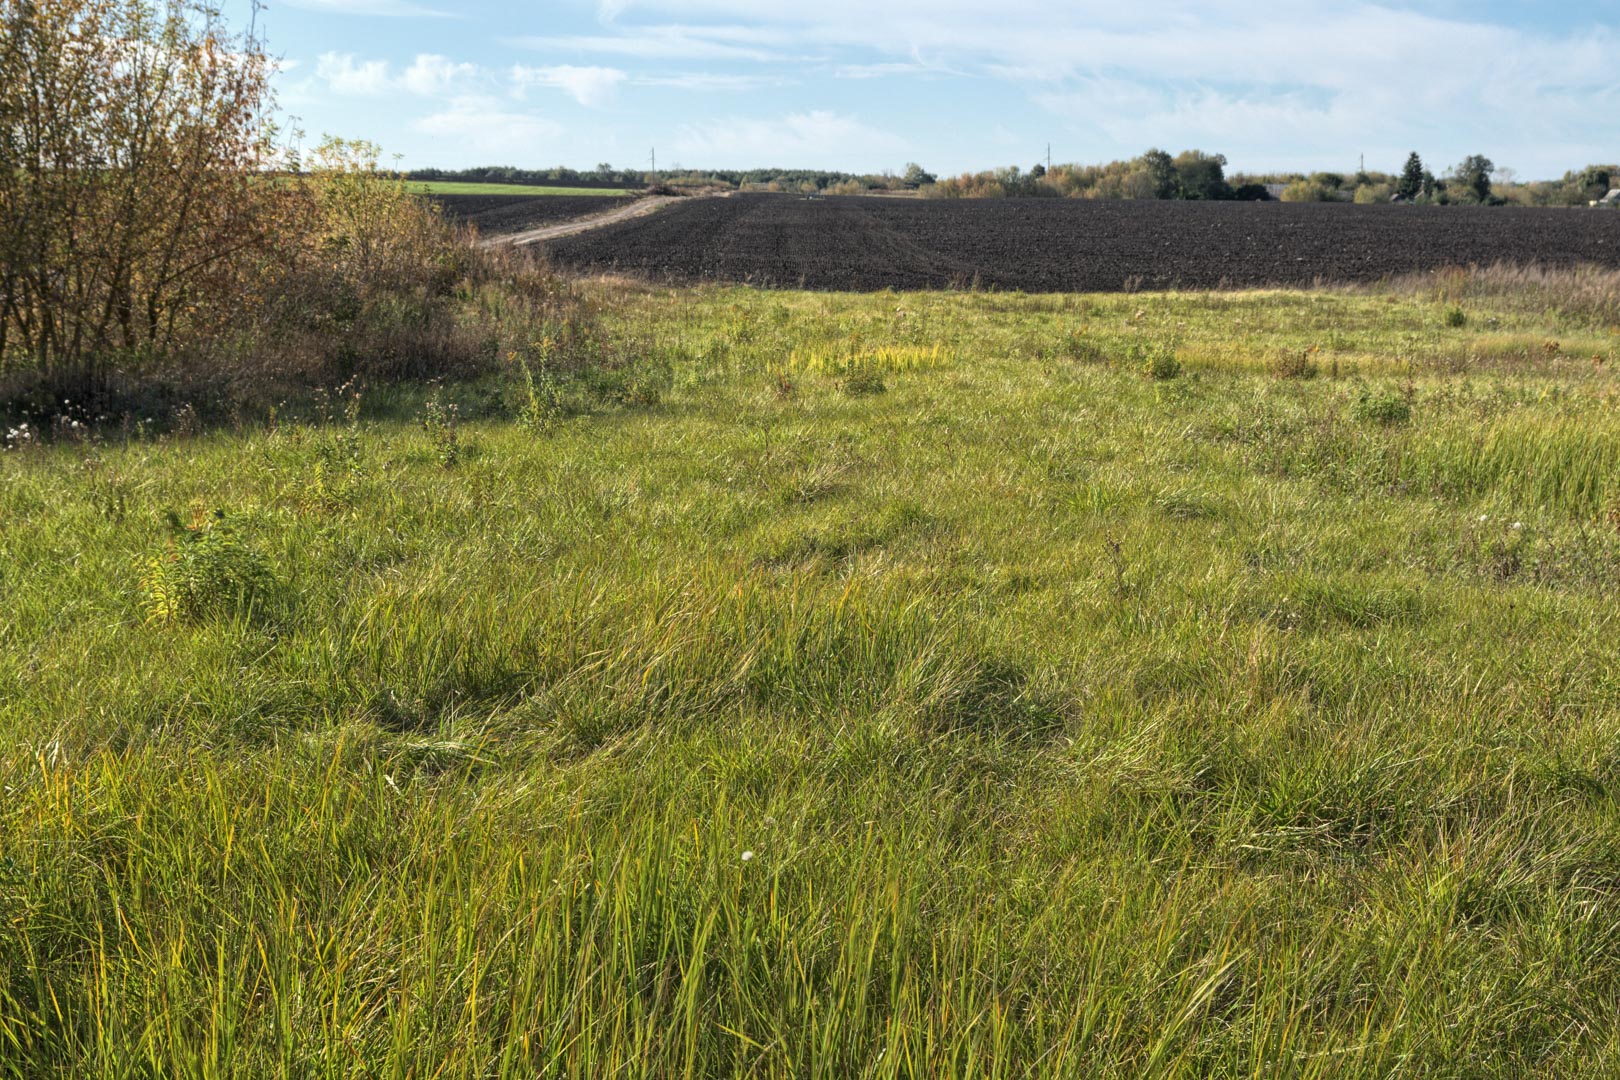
[140,509,274,626]
[1281,180,1338,203]
[0,0,288,399]
[1,5,600,414]
[1443,306,1468,328]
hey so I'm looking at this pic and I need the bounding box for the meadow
[5,279,1620,1076]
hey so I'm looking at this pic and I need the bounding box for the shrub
[0,0,289,399]
[1443,306,1468,328]
[1281,180,1338,203]
[1,6,601,415]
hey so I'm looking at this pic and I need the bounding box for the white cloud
[402,55,481,96]
[512,64,628,107]
[315,53,394,96]
[315,52,482,97]
[672,110,904,166]
[414,96,564,155]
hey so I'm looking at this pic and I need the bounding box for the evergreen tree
[1397,152,1424,200]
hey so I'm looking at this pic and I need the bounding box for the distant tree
[1030,162,1046,179]
[1581,165,1613,200]
[901,163,936,188]
[1173,150,1231,200]
[1397,153,1424,200]
[1421,170,1438,199]
[1280,179,1336,202]
[1232,183,1270,201]
[1139,149,1180,199]
[1453,155,1494,202]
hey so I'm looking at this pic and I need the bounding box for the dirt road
[483,196,680,248]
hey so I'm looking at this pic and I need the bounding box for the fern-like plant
[140,509,274,626]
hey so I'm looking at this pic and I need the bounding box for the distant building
[1264,183,1288,200]
[1593,189,1620,206]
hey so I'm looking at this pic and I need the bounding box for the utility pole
[1047,143,1052,172]
[650,147,656,176]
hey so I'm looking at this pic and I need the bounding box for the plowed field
[544,194,1620,291]
[432,194,635,236]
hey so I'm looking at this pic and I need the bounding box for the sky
[237,0,1619,180]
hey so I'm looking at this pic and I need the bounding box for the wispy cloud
[635,72,786,92]
[512,27,785,63]
[283,0,453,16]
[511,64,628,107]
[673,110,905,166]
[414,96,564,155]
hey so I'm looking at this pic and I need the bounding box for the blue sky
[238,0,1619,179]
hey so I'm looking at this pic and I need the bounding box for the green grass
[6,283,1620,1075]
[403,181,634,197]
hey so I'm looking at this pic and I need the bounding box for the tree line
[923,151,1618,206]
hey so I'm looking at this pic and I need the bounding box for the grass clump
[1269,346,1319,379]
[1134,338,1182,380]
[1351,385,1413,424]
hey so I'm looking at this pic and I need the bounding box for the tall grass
[7,283,1620,1074]
[1385,263,1620,330]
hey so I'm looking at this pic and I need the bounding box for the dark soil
[431,194,635,236]
[543,194,1620,292]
